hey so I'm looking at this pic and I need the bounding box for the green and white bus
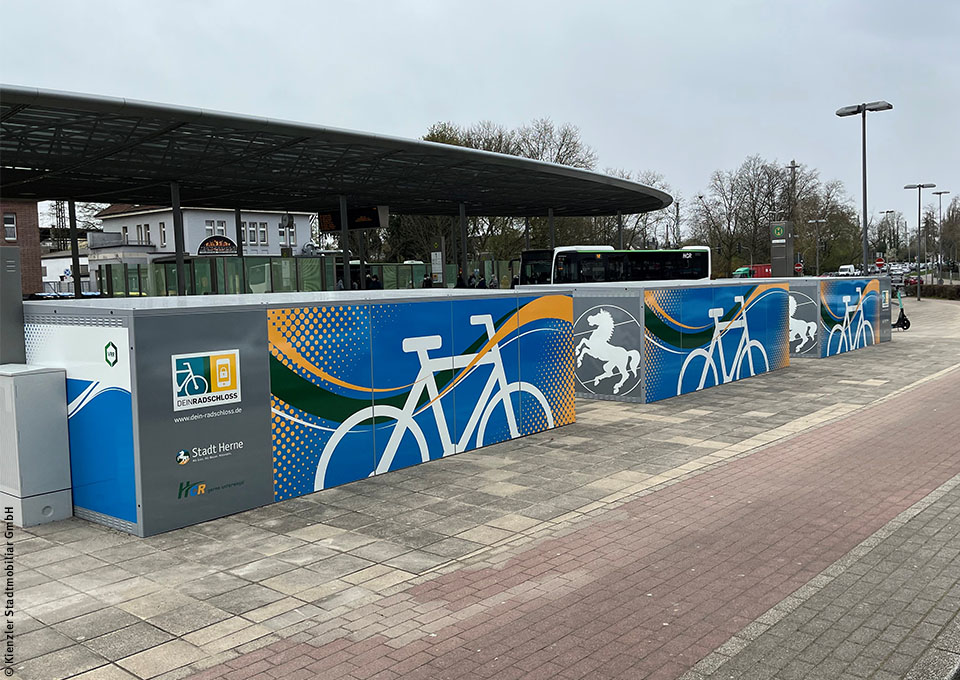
[519,245,711,285]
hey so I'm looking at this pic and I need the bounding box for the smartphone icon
[215,358,231,388]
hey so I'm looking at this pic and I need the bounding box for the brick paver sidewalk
[185,359,960,679]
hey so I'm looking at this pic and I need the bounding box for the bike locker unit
[521,279,792,404]
[22,289,574,536]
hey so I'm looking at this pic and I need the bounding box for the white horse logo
[575,308,641,394]
[789,295,817,352]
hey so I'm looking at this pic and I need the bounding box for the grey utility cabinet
[0,364,73,526]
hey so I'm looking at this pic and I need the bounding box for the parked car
[904,275,921,286]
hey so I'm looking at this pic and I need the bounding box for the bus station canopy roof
[0,85,672,217]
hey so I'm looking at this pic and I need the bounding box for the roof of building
[1,85,672,218]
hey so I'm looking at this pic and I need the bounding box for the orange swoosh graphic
[269,295,572,397]
[417,295,572,411]
[820,279,879,322]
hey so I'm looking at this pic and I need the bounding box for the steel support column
[459,202,468,279]
[339,194,351,290]
[548,208,555,250]
[67,199,82,298]
[617,211,624,250]
[234,207,247,294]
[171,181,186,296]
[524,216,530,250]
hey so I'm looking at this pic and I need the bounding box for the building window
[259,222,268,245]
[137,224,143,241]
[122,225,128,241]
[41,266,47,277]
[216,220,226,236]
[248,223,258,245]
[205,220,215,237]
[279,225,287,246]
[2,214,15,241]
[144,224,151,244]
[80,264,89,276]
[289,224,297,247]
[159,222,167,247]
[240,221,246,244]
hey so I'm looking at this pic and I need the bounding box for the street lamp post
[836,101,893,276]
[807,219,826,275]
[905,184,936,301]
[933,190,950,285]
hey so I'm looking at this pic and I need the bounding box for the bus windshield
[520,250,553,285]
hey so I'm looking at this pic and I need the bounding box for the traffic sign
[794,263,803,274]
[875,257,885,268]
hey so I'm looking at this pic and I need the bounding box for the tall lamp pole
[807,218,826,275]
[933,190,950,285]
[836,101,893,275]
[905,184,936,301]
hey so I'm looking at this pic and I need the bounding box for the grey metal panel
[0,366,71,498]
[0,246,26,364]
[572,290,643,402]
[878,277,892,343]
[131,309,274,536]
[788,280,821,357]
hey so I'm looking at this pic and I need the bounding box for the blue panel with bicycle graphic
[370,300,455,474]
[451,296,520,453]
[515,296,576,436]
[819,278,880,357]
[269,293,576,500]
[643,283,790,403]
[268,304,375,499]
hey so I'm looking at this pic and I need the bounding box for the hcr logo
[104,342,118,367]
[178,481,206,499]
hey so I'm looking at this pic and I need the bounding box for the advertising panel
[269,294,574,501]
[24,322,137,527]
[133,310,274,536]
[643,283,790,403]
[819,278,880,357]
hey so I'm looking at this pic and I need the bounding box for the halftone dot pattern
[520,318,575,435]
[271,395,327,500]
[24,324,54,360]
[268,305,373,500]
[268,305,372,391]
[767,285,791,370]
[642,289,678,401]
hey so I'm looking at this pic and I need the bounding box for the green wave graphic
[644,301,743,349]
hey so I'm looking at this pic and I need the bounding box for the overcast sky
[2,0,957,221]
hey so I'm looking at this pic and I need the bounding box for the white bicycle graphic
[826,287,874,356]
[314,314,554,489]
[175,362,208,396]
[676,295,769,394]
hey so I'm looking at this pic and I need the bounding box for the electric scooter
[892,289,911,331]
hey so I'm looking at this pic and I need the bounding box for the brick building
[1,200,42,295]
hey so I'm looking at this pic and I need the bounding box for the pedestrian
[371,274,382,290]
[456,273,467,288]
[336,278,344,291]
[422,274,433,288]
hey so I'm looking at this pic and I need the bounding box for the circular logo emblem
[176,449,190,465]
[573,305,642,397]
[773,225,784,237]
